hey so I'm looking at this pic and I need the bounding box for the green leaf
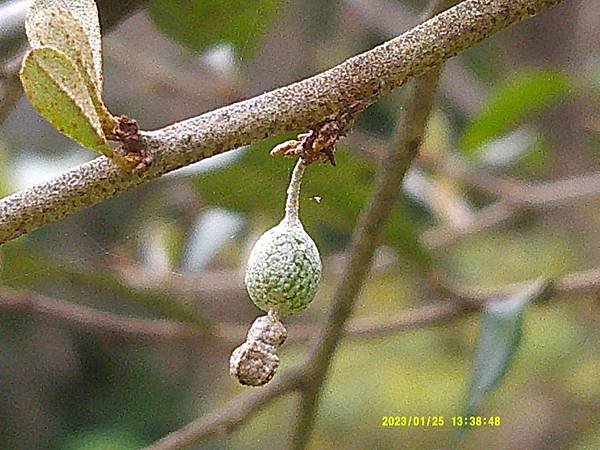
[150,0,279,57]
[460,70,574,155]
[27,0,103,89]
[463,278,551,416]
[25,0,115,133]
[20,46,113,156]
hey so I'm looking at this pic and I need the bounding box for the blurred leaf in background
[460,70,574,156]
[462,279,550,418]
[150,0,279,57]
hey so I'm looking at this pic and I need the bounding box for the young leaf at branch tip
[20,46,114,157]
[27,0,104,88]
[25,0,116,135]
[25,4,114,133]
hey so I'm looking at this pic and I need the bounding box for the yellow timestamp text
[381,416,501,428]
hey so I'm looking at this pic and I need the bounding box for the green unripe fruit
[245,220,321,316]
[244,159,321,316]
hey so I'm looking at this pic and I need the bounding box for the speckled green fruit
[244,220,321,316]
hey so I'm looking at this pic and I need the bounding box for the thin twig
[440,266,600,302]
[422,199,516,248]
[423,155,600,205]
[0,0,565,245]
[421,156,600,248]
[4,265,598,345]
[0,287,205,341]
[0,65,21,124]
[144,367,306,450]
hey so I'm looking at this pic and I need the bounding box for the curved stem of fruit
[284,158,306,226]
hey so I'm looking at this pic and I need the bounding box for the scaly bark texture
[0,0,564,245]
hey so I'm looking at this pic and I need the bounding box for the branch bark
[5,265,599,345]
[145,368,306,450]
[0,0,565,245]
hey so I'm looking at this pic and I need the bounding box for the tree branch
[423,155,600,206]
[0,0,565,245]
[144,367,305,450]
[0,287,206,341]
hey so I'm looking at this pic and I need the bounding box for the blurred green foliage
[150,0,279,56]
[63,429,143,450]
[460,70,574,155]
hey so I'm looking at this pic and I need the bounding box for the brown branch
[421,199,516,248]
[144,368,306,450]
[5,265,597,345]
[424,155,600,205]
[0,286,480,345]
[0,0,565,246]
[0,287,206,341]
[440,266,600,302]
[0,287,471,343]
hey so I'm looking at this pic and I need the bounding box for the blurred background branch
[4,263,598,345]
[140,260,600,448]
[289,0,464,444]
[420,155,600,248]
